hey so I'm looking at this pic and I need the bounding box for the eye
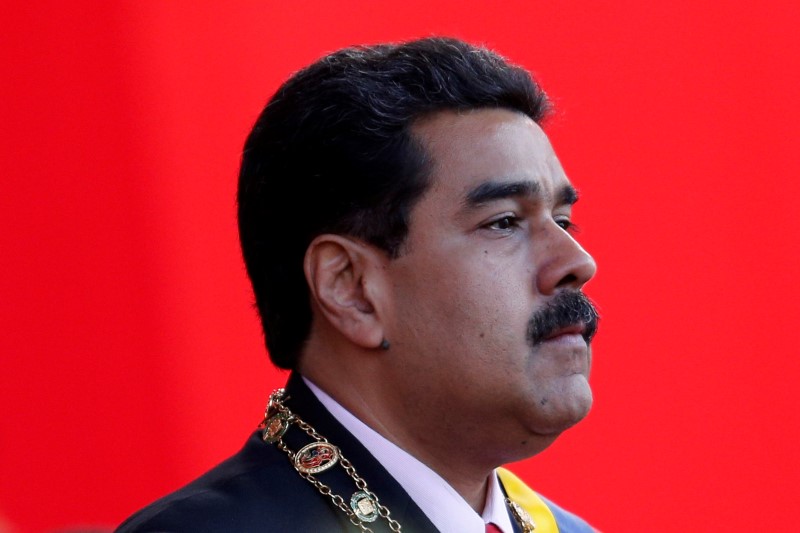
[485,215,521,231]
[555,216,580,233]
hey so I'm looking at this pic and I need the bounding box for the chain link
[300,471,374,532]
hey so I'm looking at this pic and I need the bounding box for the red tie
[485,523,503,533]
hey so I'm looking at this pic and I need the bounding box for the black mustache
[526,291,600,346]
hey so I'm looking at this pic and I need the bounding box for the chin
[529,378,593,435]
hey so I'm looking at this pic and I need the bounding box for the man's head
[238,38,599,458]
[238,37,551,369]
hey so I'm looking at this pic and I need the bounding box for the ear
[304,234,387,350]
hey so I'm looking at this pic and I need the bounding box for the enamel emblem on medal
[350,491,379,522]
[294,442,340,474]
[261,411,292,443]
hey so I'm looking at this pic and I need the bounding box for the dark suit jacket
[116,373,592,532]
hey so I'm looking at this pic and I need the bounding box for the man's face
[381,108,598,459]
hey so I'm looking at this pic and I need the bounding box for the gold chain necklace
[260,388,402,532]
[259,388,537,532]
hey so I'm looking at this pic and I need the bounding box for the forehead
[411,108,570,208]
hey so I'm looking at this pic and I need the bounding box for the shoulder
[115,431,344,533]
[536,493,597,533]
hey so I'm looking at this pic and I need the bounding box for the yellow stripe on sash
[497,467,559,533]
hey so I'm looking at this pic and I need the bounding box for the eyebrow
[463,180,579,208]
[559,184,580,206]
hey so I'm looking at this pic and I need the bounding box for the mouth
[542,323,587,343]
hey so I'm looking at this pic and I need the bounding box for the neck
[300,363,495,512]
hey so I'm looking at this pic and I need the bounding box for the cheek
[389,246,533,355]
[403,282,530,380]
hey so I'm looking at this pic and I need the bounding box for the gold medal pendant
[350,491,379,523]
[261,412,292,443]
[293,442,340,474]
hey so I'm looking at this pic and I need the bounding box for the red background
[2,2,799,532]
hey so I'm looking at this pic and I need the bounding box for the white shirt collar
[303,377,515,533]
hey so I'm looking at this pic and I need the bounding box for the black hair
[237,37,551,369]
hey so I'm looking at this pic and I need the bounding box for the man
[118,37,600,532]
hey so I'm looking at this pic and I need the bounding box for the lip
[542,324,586,343]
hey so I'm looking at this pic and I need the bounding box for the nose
[535,229,597,295]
